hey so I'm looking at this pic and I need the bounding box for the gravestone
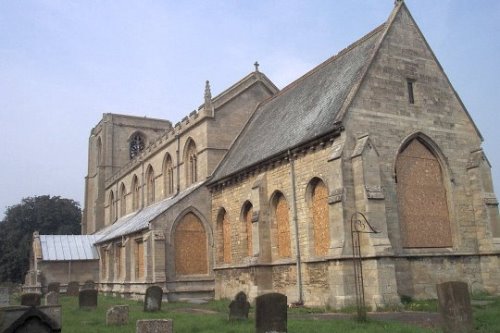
[436,281,474,333]
[45,291,59,305]
[106,305,129,325]
[136,319,173,333]
[20,293,42,306]
[255,293,287,333]
[79,289,98,309]
[66,281,80,296]
[81,280,96,290]
[0,287,9,306]
[47,282,60,294]
[144,286,163,312]
[229,291,251,320]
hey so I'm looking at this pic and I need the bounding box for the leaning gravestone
[45,291,59,306]
[106,305,129,325]
[0,287,9,306]
[436,281,474,333]
[144,286,163,312]
[79,289,98,309]
[255,293,287,333]
[47,282,60,294]
[66,281,80,296]
[81,280,96,290]
[136,319,173,333]
[229,291,251,320]
[20,293,42,306]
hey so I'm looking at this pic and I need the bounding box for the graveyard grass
[58,294,500,333]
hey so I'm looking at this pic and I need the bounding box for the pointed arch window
[109,191,116,224]
[96,137,102,168]
[174,213,208,275]
[272,192,291,258]
[119,183,127,217]
[132,175,140,211]
[396,138,452,248]
[129,133,145,159]
[242,202,254,257]
[146,166,155,205]
[184,139,198,186]
[310,179,329,256]
[217,209,232,264]
[163,154,174,196]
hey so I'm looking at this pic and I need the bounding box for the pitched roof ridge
[265,23,386,103]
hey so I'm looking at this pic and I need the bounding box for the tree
[0,195,81,283]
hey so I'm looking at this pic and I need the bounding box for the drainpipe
[288,149,303,304]
[176,134,180,195]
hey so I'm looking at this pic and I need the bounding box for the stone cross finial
[254,61,260,72]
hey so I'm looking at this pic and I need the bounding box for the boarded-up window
[396,139,452,248]
[275,193,291,258]
[222,211,232,263]
[135,240,145,280]
[312,180,329,256]
[175,213,208,275]
[245,205,253,257]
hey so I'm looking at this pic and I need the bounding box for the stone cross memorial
[79,289,98,309]
[255,293,287,333]
[0,287,9,306]
[436,281,474,333]
[20,293,41,307]
[144,286,163,312]
[66,281,80,296]
[106,305,129,325]
[136,319,173,333]
[228,291,251,320]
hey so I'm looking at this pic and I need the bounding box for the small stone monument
[45,291,59,305]
[79,289,98,309]
[144,286,163,312]
[106,305,129,325]
[66,281,79,296]
[0,287,9,306]
[136,319,173,333]
[229,291,251,320]
[436,281,474,333]
[47,282,60,294]
[255,292,287,333]
[20,293,42,307]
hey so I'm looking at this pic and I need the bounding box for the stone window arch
[307,178,329,256]
[174,212,208,275]
[109,190,116,224]
[216,208,232,264]
[396,137,452,248]
[241,201,254,257]
[129,132,146,159]
[184,139,198,186]
[271,191,291,259]
[96,136,102,168]
[146,165,155,205]
[119,182,127,217]
[163,153,174,196]
[131,175,140,211]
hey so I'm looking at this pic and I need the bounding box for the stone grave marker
[79,289,98,309]
[20,293,42,307]
[255,292,287,333]
[106,305,129,326]
[229,291,251,320]
[0,287,9,306]
[436,281,474,333]
[81,280,96,290]
[136,319,173,333]
[45,291,59,306]
[144,286,163,312]
[66,281,80,296]
[47,282,60,294]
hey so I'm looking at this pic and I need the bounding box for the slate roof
[94,181,205,244]
[40,235,101,261]
[210,24,386,183]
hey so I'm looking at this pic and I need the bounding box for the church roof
[94,181,205,244]
[40,235,101,261]
[210,23,386,183]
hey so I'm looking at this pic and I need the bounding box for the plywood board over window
[396,139,452,248]
[312,181,329,256]
[245,206,253,257]
[275,194,291,258]
[175,213,208,275]
[135,240,145,280]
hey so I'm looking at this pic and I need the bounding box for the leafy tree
[0,195,81,283]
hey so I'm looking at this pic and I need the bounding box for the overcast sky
[0,0,498,219]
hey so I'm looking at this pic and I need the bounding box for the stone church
[75,1,500,308]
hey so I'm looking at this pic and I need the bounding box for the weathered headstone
[79,289,98,309]
[0,287,9,306]
[106,305,129,325]
[81,280,96,290]
[144,286,163,312]
[20,293,42,307]
[47,282,60,294]
[66,281,80,296]
[255,293,287,333]
[436,281,474,333]
[229,291,251,320]
[136,319,173,333]
[45,291,59,306]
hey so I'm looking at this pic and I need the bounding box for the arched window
[132,175,140,211]
[146,165,155,205]
[119,183,127,217]
[129,132,145,159]
[396,138,452,248]
[184,139,197,186]
[310,179,329,256]
[96,137,102,167]
[217,209,232,264]
[242,202,253,257]
[174,212,208,275]
[272,192,291,258]
[109,191,116,224]
[163,154,174,196]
